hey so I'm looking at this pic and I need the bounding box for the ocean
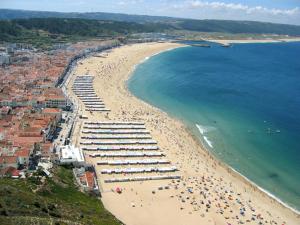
[128,41,300,211]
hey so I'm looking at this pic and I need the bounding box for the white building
[45,95,70,109]
[59,145,85,165]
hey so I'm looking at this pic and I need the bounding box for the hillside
[0,18,169,48]
[0,9,174,23]
[177,19,300,36]
[0,166,122,225]
[1,9,300,36]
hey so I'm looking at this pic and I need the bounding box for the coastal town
[1,37,300,225]
[0,39,119,192]
[1,0,300,224]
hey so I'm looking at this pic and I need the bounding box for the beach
[66,42,300,225]
[207,37,300,45]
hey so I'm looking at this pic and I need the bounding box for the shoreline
[185,122,300,215]
[206,38,300,45]
[129,52,300,214]
[68,42,300,225]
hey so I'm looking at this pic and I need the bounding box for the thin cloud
[179,1,300,16]
[117,0,144,6]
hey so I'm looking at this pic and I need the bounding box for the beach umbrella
[115,187,122,194]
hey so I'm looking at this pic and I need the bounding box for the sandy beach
[207,38,300,45]
[66,42,300,225]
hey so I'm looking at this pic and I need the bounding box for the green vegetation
[0,166,122,225]
[0,9,177,23]
[1,10,300,49]
[0,20,72,49]
[1,9,300,36]
[13,18,169,36]
[0,18,169,49]
[176,19,300,36]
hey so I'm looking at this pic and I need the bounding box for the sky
[1,0,300,25]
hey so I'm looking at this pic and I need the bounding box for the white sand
[207,38,300,45]
[67,42,300,225]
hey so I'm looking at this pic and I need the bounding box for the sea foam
[196,124,215,148]
[196,124,216,134]
[203,136,213,148]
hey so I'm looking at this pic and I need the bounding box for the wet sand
[67,42,300,225]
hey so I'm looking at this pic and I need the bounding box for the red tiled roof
[85,171,95,188]
[42,108,62,114]
[13,136,43,146]
[0,156,18,164]
[15,149,31,158]
[45,95,65,100]
[0,166,18,176]
[11,168,20,177]
[41,142,52,157]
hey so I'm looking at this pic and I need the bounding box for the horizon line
[1,8,300,27]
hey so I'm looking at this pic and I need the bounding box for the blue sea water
[128,42,300,211]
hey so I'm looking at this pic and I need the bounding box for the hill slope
[0,18,169,48]
[0,9,173,23]
[0,166,122,225]
[1,9,300,36]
